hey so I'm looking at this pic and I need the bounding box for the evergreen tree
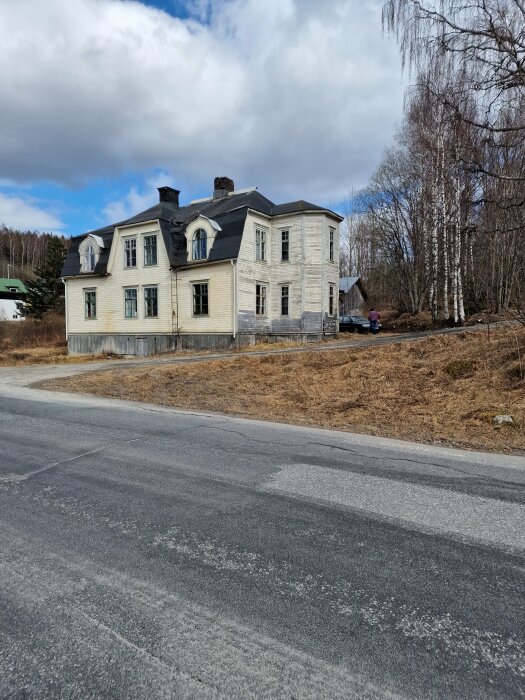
[19,237,66,319]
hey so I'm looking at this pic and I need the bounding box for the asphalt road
[0,368,524,698]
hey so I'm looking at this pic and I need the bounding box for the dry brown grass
[0,314,113,365]
[40,327,525,452]
[0,314,66,349]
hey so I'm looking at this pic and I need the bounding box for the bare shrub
[0,314,65,350]
[444,359,475,378]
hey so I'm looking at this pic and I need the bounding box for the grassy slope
[40,327,525,453]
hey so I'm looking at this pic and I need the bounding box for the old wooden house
[339,276,368,315]
[62,177,342,355]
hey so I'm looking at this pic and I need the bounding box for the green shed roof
[0,278,27,293]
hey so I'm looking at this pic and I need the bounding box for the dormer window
[79,236,102,273]
[84,245,96,272]
[192,228,207,260]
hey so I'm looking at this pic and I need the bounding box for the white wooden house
[62,177,343,355]
[0,278,26,321]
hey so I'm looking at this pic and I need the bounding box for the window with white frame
[79,237,100,273]
[281,230,289,262]
[84,245,96,272]
[124,288,138,318]
[144,234,157,266]
[329,284,335,316]
[144,286,158,318]
[124,237,137,268]
[281,285,289,316]
[192,228,207,260]
[84,290,96,319]
[256,283,267,315]
[255,228,267,261]
[329,228,335,263]
[193,282,208,315]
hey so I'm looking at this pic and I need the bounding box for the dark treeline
[0,226,69,282]
[342,1,525,323]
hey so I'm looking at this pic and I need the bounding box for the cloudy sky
[0,0,405,235]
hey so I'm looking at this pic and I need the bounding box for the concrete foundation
[67,332,330,357]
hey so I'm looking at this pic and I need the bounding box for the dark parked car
[339,315,371,333]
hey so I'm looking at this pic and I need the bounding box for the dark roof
[62,190,343,277]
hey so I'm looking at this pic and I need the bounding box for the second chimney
[158,186,180,207]
[213,176,235,199]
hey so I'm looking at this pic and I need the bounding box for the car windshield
[351,316,368,322]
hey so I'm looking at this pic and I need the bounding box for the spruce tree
[19,237,66,319]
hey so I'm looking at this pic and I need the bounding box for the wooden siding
[66,208,340,343]
[171,261,234,334]
[236,211,339,334]
[66,221,173,335]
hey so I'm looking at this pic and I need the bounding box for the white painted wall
[171,261,234,335]
[0,299,23,321]
[66,221,173,334]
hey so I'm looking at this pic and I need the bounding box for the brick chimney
[158,186,180,207]
[213,176,235,199]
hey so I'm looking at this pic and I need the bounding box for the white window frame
[192,228,208,261]
[281,230,289,262]
[280,284,290,316]
[84,245,96,272]
[124,237,137,268]
[192,281,209,316]
[79,237,100,273]
[124,287,138,318]
[144,285,158,318]
[255,227,267,262]
[84,289,97,320]
[329,284,335,316]
[256,282,267,316]
[329,227,335,263]
[143,234,158,267]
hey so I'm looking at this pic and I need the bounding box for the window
[84,290,96,319]
[124,238,137,268]
[84,245,96,272]
[281,285,289,316]
[256,283,267,315]
[193,282,208,315]
[124,288,138,318]
[144,234,157,266]
[281,230,289,262]
[144,286,158,318]
[329,228,335,263]
[329,284,335,316]
[255,228,267,261]
[192,228,207,260]
[7,286,18,293]
[80,239,99,273]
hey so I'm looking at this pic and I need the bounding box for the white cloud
[102,171,177,222]
[0,193,63,232]
[0,0,405,203]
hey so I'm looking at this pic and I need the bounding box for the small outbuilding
[339,276,368,315]
[0,278,27,321]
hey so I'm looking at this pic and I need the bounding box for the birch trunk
[453,164,465,324]
[439,137,449,319]
[430,159,439,321]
